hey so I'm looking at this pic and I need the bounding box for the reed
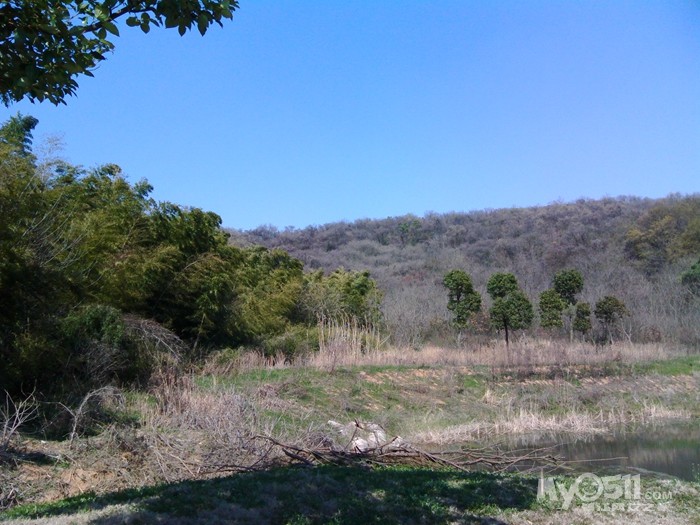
[301,339,688,370]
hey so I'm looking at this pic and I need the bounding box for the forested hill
[229,195,700,347]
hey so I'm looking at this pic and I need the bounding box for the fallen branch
[205,431,563,475]
[1,390,38,457]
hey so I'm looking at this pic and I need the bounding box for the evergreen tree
[487,273,533,349]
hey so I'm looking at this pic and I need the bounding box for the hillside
[230,194,700,347]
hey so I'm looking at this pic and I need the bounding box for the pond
[499,420,700,481]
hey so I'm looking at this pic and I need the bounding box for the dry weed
[301,340,689,370]
[410,404,692,446]
[1,392,38,454]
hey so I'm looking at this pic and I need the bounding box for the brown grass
[410,404,692,446]
[1,372,311,507]
[299,338,690,370]
[200,336,692,379]
[4,336,695,513]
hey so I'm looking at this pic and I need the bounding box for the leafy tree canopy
[0,112,38,155]
[594,295,628,344]
[486,272,518,300]
[490,291,533,332]
[1,0,239,104]
[487,273,533,347]
[552,269,584,306]
[594,296,627,326]
[442,269,481,329]
[538,289,565,329]
[573,302,592,336]
[1,114,335,394]
[325,268,383,323]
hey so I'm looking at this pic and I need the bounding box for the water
[499,420,700,481]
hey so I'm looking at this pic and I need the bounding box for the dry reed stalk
[201,349,288,377]
[311,315,385,371]
[205,339,687,377]
[300,340,688,370]
[410,404,692,446]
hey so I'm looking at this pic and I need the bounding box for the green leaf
[94,5,109,21]
[197,13,209,35]
[103,21,119,36]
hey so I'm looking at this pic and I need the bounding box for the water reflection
[497,420,700,481]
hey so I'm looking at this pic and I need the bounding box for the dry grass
[132,370,319,481]
[299,338,690,370]
[1,372,309,508]
[4,339,696,513]
[410,403,692,446]
[201,328,693,376]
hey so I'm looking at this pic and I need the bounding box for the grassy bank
[197,349,699,445]
[2,465,698,524]
[1,346,699,523]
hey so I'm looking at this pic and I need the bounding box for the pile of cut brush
[207,420,563,475]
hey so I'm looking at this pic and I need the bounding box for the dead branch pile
[206,420,563,475]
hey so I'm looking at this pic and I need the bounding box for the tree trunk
[504,321,510,365]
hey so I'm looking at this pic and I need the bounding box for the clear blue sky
[5,1,700,230]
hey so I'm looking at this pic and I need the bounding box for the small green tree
[487,273,533,350]
[442,269,482,343]
[539,289,566,329]
[573,302,592,339]
[540,269,585,340]
[300,268,383,326]
[594,296,628,344]
[486,273,518,300]
[552,269,584,306]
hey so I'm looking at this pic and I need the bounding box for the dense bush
[0,115,382,397]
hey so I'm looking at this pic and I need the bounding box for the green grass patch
[632,355,700,376]
[461,374,486,391]
[0,466,541,524]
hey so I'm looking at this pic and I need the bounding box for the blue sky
[5,1,700,230]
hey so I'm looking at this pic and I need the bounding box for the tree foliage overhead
[1,0,239,104]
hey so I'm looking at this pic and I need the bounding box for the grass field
[1,343,699,524]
